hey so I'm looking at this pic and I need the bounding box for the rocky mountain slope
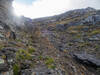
[0,0,100,75]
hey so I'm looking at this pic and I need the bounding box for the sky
[13,0,100,19]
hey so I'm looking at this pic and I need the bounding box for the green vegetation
[45,56,56,69]
[1,55,6,59]
[14,49,33,74]
[95,45,100,49]
[0,45,4,50]
[28,46,36,54]
[28,41,33,46]
[68,25,84,30]
[47,64,56,69]
[38,55,43,60]
[45,57,54,65]
[29,35,33,39]
[16,39,22,42]
[75,34,82,39]
[16,49,32,61]
[68,43,73,46]
[78,42,91,48]
[90,29,100,35]
[13,63,20,75]
[73,34,82,39]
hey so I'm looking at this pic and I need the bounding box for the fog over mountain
[13,0,100,19]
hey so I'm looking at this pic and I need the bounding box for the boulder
[73,53,100,68]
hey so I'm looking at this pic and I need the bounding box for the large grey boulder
[73,53,100,68]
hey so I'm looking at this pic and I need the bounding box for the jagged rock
[73,53,100,68]
[0,47,18,60]
[85,7,96,12]
[82,15,100,25]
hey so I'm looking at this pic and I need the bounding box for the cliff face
[0,0,13,8]
[0,0,25,32]
[0,0,14,23]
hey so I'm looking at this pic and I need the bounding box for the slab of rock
[0,64,9,72]
[0,47,18,61]
[73,53,100,68]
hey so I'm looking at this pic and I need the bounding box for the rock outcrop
[0,0,14,24]
[73,53,100,68]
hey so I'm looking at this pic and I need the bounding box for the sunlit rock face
[0,0,14,22]
[0,0,25,30]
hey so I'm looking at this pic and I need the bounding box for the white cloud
[13,0,100,19]
[13,0,70,18]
